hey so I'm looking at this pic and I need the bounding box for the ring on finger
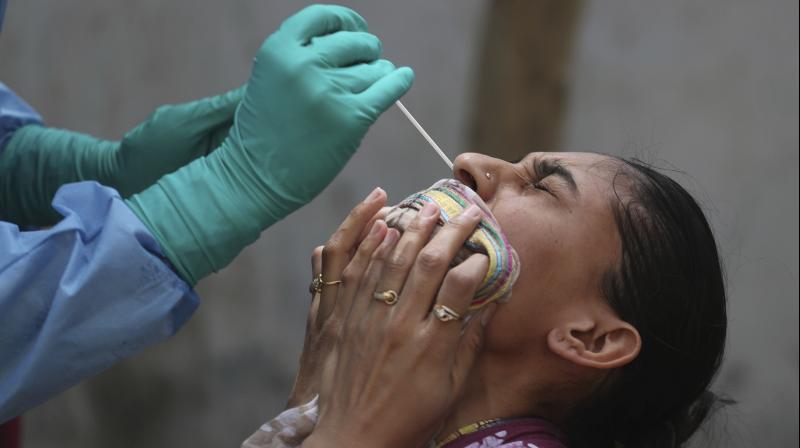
[432,303,461,322]
[309,273,342,294]
[372,289,399,305]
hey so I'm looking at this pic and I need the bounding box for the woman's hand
[304,201,498,448]
[286,188,390,408]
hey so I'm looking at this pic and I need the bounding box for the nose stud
[485,172,492,180]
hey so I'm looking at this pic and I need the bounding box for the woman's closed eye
[531,179,553,195]
[526,157,578,200]
[523,158,558,197]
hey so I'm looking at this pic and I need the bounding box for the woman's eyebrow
[538,158,579,197]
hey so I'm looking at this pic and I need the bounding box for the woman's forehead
[522,151,615,167]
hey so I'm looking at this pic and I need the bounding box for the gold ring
[432,304,461,322]
[372,290,399,305]
[309,273,342,294]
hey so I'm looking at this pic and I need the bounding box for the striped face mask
[385,179,521,310]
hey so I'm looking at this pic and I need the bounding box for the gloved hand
[0,87,243,226]
[112,86,244,196]
[230,4,414,215]
[126,4,414,285]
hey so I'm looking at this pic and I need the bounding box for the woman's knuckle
[341,266,358,284]
[417,249,445,271]
[445,268,473,289]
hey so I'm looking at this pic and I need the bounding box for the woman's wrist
[302,433,360,448]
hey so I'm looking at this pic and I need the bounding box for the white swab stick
[395,100,454,170]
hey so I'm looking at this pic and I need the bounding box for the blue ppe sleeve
[0,81,43,153]
[0,181,199,423]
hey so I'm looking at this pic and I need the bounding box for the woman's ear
[546,312,641,370]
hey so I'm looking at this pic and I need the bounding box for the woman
[246,151,727,448]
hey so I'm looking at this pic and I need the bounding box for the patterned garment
[241,396,318,448]
[243,401,568,448]
[438,418,568,448]
[385,179,521,310]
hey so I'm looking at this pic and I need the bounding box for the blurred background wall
[1,1,797,447]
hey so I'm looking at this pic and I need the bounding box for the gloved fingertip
[342,6,369,32]
[398,66,415,89]
[389,67,415,98]
[377,59,396,71]
[359,67,415,114]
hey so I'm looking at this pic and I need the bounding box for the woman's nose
[453,152,506,202]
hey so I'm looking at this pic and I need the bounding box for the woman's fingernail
[462,205,481,221]
[369,219,384,237]
[420,202,439,218]
[365,187,383,202]
[481,303,498,327]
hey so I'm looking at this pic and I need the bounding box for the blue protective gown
[0,82,199,423]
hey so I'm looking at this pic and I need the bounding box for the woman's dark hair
[565,158,729,448]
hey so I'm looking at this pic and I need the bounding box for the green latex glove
[0,86,243,226]
[126,4,414,285]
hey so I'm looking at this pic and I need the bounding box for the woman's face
[452,152,623,354]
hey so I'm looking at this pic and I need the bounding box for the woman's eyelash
[528,159,560,195]
[532,181,550,192]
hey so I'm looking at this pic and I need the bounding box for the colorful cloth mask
[385,179,521,310]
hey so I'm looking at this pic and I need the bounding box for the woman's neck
[437,354,565,441]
